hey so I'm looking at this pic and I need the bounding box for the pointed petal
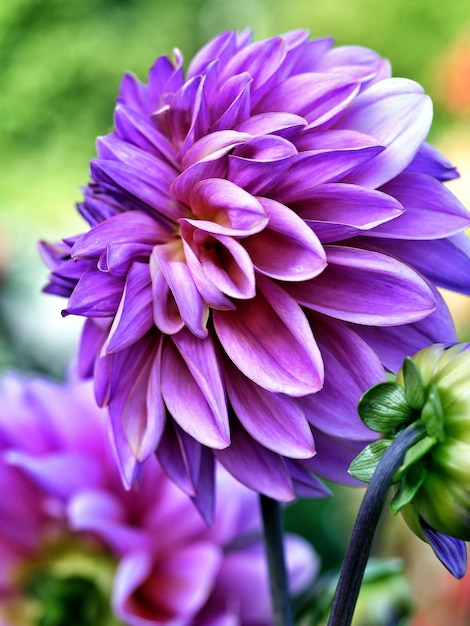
[65,268,123,318]
[214,275,323,396]
[210,72,252,132]
[404,142,459,181]
[236,111,307,139]
[370,173,470,238]
[421,519,467,578]
[243,197,327,281]
[223,359,315,458]
[298,314,385,439]
[256,72,360,127]
[215,420,296,501]
[104,262,154,354]
[336,78,433,188]
[288,245,435,325]
[161,330,230,449]
[366,233,470,295]
[151,243,208,338]
[291,182,403,243]
[156,419,202,497]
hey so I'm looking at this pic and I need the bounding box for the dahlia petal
[227,135,297,195]
[156,419,203,497]
[235,111,307,139]
[71,211,167,259]
[68,490,151,553]
[190,449,216,526]
[369,173,470,238]
[366,233,470,295]
[291,182,403,243]
[215,421,295,501]
[150,264,185,335]
[210,72,252,132]
[353,286,457,372]
[171,158,227,206]
[289,37,334,74]
[104,262,154,354]
[118,72,147,113]
[114,544,222,623]
[288,245,435,324]
[161,331,230,449]
[256,73,360,127]
[314,45,386,83]
[404,142,459,181]
[182,130,253,169]
[294,128,383,152]
[302,430,372,485]
[91,159,183,220]
[114,104,177,165]
[298,315,385,439]
[243,197,327,280]
[180,223,256,300]
[5,451,104,499]
[65,267,123,318]
[213,275,323,396]
[219,37,286,91]
[188,30,238,77]
[146,53,184,111]
[421,519,467,578]
[98,242,154,279]
[109,338,166,463]
[223,360,315,458]
[78,319,108,378]
[189,178,268,236]
[283,460,332,498]
[337,78,433,188]
[273,145,384,203]
[151,243,208,338]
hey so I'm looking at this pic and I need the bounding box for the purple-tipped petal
[215,421,295,501]
[288,245,435,325]
[337,78,433,188]
[65,268,123,318]
[243,197,327,281]
[223,360,315,459]
[214,276,323,396]
[421,519,467,579]
[161,331,230,449]
[404,142,459,181]
[298,314,385,439]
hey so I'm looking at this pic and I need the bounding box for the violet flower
[0,372,317,625]
[40,30,470,508]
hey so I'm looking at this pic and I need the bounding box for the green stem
[327,424,424,626]
[260,494,294,626]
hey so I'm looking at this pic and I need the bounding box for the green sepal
[394,434,436,481]
[358,382,414,433]
[348,439,392,483]
[402,357,426,409]
[390,464,427,515]
[421,384,445,442]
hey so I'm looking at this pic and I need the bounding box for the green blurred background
[1,2,470,623]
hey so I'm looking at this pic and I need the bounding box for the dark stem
[260,494,294,626]
[327,424,424,626]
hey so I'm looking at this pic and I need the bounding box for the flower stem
[260,494,294,626]
[327,424,424,626]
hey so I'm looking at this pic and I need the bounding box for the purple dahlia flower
[0,373,317,625]
[40,30,470,506]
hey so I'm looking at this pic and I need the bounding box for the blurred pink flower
[0,373,317,625]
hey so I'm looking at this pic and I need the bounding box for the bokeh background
[1,1,469,624]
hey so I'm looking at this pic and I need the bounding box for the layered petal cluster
[0,373,317,625]
[40,30,470,502]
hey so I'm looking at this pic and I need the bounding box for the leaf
[394,435,436,480]
[421,384,445,442]
[348,439,392,483]
[402,357,426,409]
[390,464,426,514]
[358,382,414,433]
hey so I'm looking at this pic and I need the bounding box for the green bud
[395,343,470,541]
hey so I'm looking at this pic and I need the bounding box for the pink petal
[214,275,323,396]
[243,197,327,280]
[288,244,435,325]
[336,78,433,188]
[161,331,230,449]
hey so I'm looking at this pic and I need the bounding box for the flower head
[40,30,470,505]
[351,343,470,578]
[0,372,317,625]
